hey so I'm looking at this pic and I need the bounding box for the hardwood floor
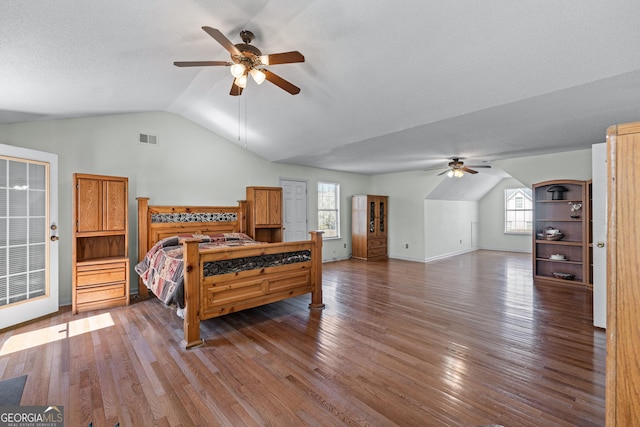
[0,250,605,426]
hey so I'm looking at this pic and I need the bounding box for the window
[318,182,340,238]
[505,188,532,233]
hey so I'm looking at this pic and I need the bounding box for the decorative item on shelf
[547,185,568,200]
[536,229,545,239]
[545,226,563,240]
[568,201,582,219]
[550,254,567,260]
[552,272,575,280]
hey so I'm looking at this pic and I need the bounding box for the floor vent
[139,133,158,146]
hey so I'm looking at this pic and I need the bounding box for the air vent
[139,133,158,146]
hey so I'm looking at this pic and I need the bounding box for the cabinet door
[268,189,282,225]
[104,179,127,231]
[254,188,282,226]
[76,177,102,232]
[368,197,387,238]
[377,196,387,238]
[254,189,270,226]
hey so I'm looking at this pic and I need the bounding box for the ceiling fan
[436,158,491,178]
[174,27,305,96]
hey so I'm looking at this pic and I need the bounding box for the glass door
[0,144,58,329]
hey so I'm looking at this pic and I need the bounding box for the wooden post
[181,238,204,349]
[136,197,150,298]
[308,231,325,309]
[237,200,247,234]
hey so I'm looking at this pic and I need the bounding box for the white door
[592,142,606,328]
[0,144,58,329]
[280,179,307,242]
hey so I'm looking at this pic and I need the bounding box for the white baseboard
[478,246,531,253]
[423,247,479,263]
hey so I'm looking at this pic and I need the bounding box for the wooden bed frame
[136,197,324,349]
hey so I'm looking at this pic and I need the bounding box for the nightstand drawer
[76,283,126,304]
[77,261,127,287]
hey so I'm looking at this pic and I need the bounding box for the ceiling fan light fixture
[234,74,248,88]
[250,68,266,85]
[230,63,246,78]
[447,170,454,178]
[453,169,464,178]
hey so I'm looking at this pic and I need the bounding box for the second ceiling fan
[174,27,304,96]
[437,158,491,177]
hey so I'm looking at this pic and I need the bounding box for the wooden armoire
[352,195,388,260]
[246,186,283,243]
[72,173,129,313]
[605,122,640,425]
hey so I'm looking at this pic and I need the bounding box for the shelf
[535,239,583,246]
[536,258,583,265]
[77,256,129,265]
[536,219,583,222]
[535,199,583,203]
[534,274,584,284]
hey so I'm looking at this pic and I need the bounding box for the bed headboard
[137,197,247,252]
[136,197,247,296]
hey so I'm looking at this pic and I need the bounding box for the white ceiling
[2,1,640,175]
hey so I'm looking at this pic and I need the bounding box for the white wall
[479,149,594,251]
[424,200,479,261]
[495,149,593,187]
[478,177,531,253]
[0,112,370,305]
[0,111,599,306]
[370,171,443,262]
[370,148,594,262]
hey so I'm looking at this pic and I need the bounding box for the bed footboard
[181,231,324,349]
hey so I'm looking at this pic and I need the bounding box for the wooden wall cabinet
[246,186,283,243]
[72,173,129,313]
[352,195,388,260]
[532,180,590,288]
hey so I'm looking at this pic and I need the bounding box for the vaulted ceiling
[2,1,640,175]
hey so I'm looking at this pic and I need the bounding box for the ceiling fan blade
[263,51,305,65]
[466,165,492,168]
[230,81,243,96]
[437,169,451,176]
[263,69,301,95]
[202,27,242,57]
[173,61,232,67]
[462,167,479,174]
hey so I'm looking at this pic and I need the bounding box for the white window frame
[317,182,340,239]
[504,188,533,234]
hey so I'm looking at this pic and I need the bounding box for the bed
[136,197,324,349]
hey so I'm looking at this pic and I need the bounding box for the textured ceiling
[2,1,640,175]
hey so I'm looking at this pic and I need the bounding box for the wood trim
[606,126,617,425]
[309,231,325,309]
[136,197,149,298]
[181,238,203,349]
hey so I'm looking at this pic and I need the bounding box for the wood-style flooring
[0,250,605,426]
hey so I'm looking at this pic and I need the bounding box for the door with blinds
[0,144,58,329]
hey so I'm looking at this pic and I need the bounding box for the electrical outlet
[460,239,462,244]
[344,243,347,248]
[405,243,409,249]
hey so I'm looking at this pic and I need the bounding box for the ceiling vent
[139,132,158,146]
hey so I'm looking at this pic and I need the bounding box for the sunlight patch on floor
[0,312,114,356]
